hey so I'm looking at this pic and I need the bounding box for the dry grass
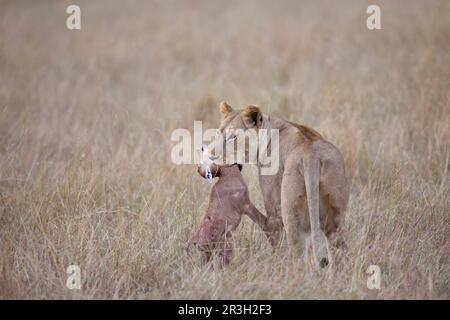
[0,0,449,299]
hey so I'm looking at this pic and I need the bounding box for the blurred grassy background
[0,0,449,298]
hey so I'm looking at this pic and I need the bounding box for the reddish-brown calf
[190,164,273,265]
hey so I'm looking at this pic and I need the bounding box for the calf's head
[197,148,243,182]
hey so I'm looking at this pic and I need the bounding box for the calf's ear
[219,101,233,117]
[241,105,263,128]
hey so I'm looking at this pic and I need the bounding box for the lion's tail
[303,156,329,267]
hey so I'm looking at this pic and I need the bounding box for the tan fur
[203,101,350,267]
[220,101,233,116]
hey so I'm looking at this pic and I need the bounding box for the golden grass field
[0,0,449,299]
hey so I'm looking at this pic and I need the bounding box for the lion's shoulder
[286,121,323,141]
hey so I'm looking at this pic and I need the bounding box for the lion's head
[197,101,266,170]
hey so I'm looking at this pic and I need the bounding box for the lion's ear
[241,105,263,128]
[219,101,233,117]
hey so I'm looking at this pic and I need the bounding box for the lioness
[198,101,349,267]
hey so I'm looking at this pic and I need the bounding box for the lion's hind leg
[326,201,347,251]
[321,171,349,251]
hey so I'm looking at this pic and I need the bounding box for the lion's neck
[257,114,271,159]
[256,115,322,169]
[256,114,277,167]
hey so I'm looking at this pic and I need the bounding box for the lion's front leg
[258,172,284,247]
